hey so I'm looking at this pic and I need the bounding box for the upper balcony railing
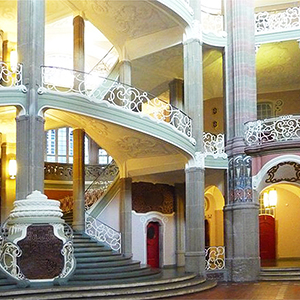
[203,132,227,158]
[0,62,23,87]
[245,115,300,146]
[255,6,300,34]
[40,66,193,142]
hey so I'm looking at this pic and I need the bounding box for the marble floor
[169,281,300,300]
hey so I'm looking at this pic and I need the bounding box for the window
[45,128,89,164]
[98,148,112,165]
[257,102,273,120]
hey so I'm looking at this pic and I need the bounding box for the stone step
[74,246,110,252]
[0,276,216,299]
[260,268,300,281]
[75,254,130,263]
[76,257,134,268]
[260,275,300,281]
[74,261,141,274]
[71,266,155,280]
[74,250,113,257]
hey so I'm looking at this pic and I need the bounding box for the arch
[253,154,300,194]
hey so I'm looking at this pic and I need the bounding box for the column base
[176,250,185,267]
[226,257,260,282]
[72,221,85,232]
[185,251,206,276]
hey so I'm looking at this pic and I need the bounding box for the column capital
[183,21,203,45]
[185,152,205,170]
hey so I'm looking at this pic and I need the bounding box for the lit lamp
[263,189,277,208]
[8,159,17,179]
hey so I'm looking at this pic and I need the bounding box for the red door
[147,222,160,268]
[259,215,276,260]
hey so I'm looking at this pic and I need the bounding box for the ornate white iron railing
[40,66,193,142]
[0,220,26,281]
[85,160,119,210]
[203,132,227,158]
[255,6,300,33]
[0,62,23,87]
[245,115,300,146]
[85,213,121,252]
[205,246,225,271]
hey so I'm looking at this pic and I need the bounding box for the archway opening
[259,183,300,267]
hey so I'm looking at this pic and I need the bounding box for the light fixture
[263,189,277,208]
[8,159,17,179]
[10,50,18,72]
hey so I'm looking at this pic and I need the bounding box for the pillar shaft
[120,177,132,256]
[175,183,185,267]
[73,15,85,72]
[183,3,205,274]
[72,128,85,232]
[224,0,260,281]
[16,0,45,199]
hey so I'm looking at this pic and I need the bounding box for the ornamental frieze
[265,161,300,183]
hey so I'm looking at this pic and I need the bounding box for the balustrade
[255,6,300,33]
[203,132,227,158]
[0,62,22,87]
[40,66,193,142]
[245,115,300,146]
[205,246,225,271]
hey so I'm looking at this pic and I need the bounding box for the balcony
[245,115,300,153]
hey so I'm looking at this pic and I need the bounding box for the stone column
[72,128,85,232]
[120,177,132,256]
[183,0,206,275]
[175,183,185,267]
[224,0,260,281]
[73,15,84,72]
[119,56,132,108]
[73,15,85,90]
[16,0,45,199]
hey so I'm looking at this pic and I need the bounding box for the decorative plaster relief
[116,136,171,158]
[265,161,300,183]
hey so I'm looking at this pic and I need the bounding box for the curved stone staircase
[0,212,217,299]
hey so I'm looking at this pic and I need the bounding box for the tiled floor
[169,281,300,300]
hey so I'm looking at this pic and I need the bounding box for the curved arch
[253,154,300,194]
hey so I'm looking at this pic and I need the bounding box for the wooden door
[259,214,276,260]
[147,222,160,268]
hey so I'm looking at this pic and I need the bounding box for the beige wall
[203,97,224,134]
[275,185,300,259]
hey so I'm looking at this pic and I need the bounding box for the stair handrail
[58,222,76,280]
[85,160,119,210]
[0,218,27,282]
[40,66,194,142]
[85,212,121,253]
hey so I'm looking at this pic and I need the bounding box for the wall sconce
[8,159,17,179]
[10,50,18,72]
[263,189,277,208]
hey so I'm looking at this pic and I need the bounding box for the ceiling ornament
[116,136,171,158]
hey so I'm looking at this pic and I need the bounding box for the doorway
[147,222,160,268]
[259,214,276,260]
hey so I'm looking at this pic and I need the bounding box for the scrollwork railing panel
[245,115,300,146]
[41,66,193,142]
[201,11,224,36]
[0,62,23,87]
[85,213,121,252]
[205,246,225,271]
[255,6,300,33]
[203,132,227,158]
